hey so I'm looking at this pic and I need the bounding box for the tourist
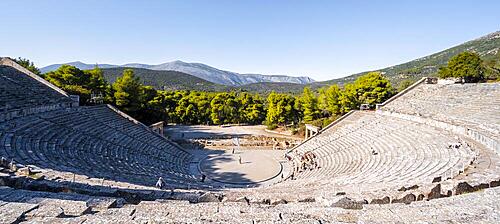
[239,156,242,164]
[201,174,206,182]
[156,177,165,189]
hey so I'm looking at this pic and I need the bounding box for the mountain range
[40,60,315,86]
[40,31,499,94]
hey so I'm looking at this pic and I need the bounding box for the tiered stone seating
[0,65,74,119]
[0,186,119,223]
[0,105,198,189]
[296,113,473,185]
[2,185,498,223]
[1,60,499,222]
[380,83,500,138]
[228,111,478,202]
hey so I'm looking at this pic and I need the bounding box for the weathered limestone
[370,196,390,204]
[427,184,443,200]
[454,182,475,195]
[331,197,365,210]
[198,192,222,203]
[392,193,416,204]
[0,202,38,223]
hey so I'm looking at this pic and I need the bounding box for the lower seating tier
[0,105,198,189]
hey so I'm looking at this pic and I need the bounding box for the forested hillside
[320,31,500,87]
[100,67,228,92]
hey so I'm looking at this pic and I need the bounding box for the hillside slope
[244,31,500,94]
[320,31,500,86]
[236,82,309,95]
[40,61,117,73]
[42,60,314,86]
[100,67,228,92]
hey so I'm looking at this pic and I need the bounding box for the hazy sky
[1,0,499,81]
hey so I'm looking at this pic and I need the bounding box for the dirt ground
[165,124,301,140]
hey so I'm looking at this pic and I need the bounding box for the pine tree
[112,69,143,112]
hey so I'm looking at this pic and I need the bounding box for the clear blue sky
[1,0,499,81]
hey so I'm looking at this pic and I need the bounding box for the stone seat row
[0,186,120,223]
[240,112,477,201]
[381,83,500,136]
[0,105,201,189]
[7,184,495,223]
[0,66,72,112]
[296,113,473,185]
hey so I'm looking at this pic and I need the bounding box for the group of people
[299,151,319,171]
[448,136,470,150]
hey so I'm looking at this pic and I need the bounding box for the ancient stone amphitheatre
[1,56,499,223]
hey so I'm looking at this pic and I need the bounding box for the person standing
[156,177,165,189]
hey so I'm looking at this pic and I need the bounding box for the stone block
[0,202,39,224]
[198,192,222,203]
[370,196,390,204]
[427,184,442,200]
[270,198,287,205]
[332,197,364,210]
[392,193,416,204]
[454,182,475,195]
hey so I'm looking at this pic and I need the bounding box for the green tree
[353,71,394,106]
[300,87,320,122]
[338,83,358,114]
[85,66,108,94]
[112,69,143,113]
[44,65,92,103]
[210,92,238,124]
[438,52,485,82]
[44,64,110,105]
[318,84,342,116]
[237,92,265,124]
[14,57,41,75]
[397,80,414,92]
[266,91,298,128]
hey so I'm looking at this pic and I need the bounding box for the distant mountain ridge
[40,30,499,93]
[100,67,228,92]
[41,60,315,86]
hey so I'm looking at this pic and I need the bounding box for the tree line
[17,51,495,130]
[37,62,395,128]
